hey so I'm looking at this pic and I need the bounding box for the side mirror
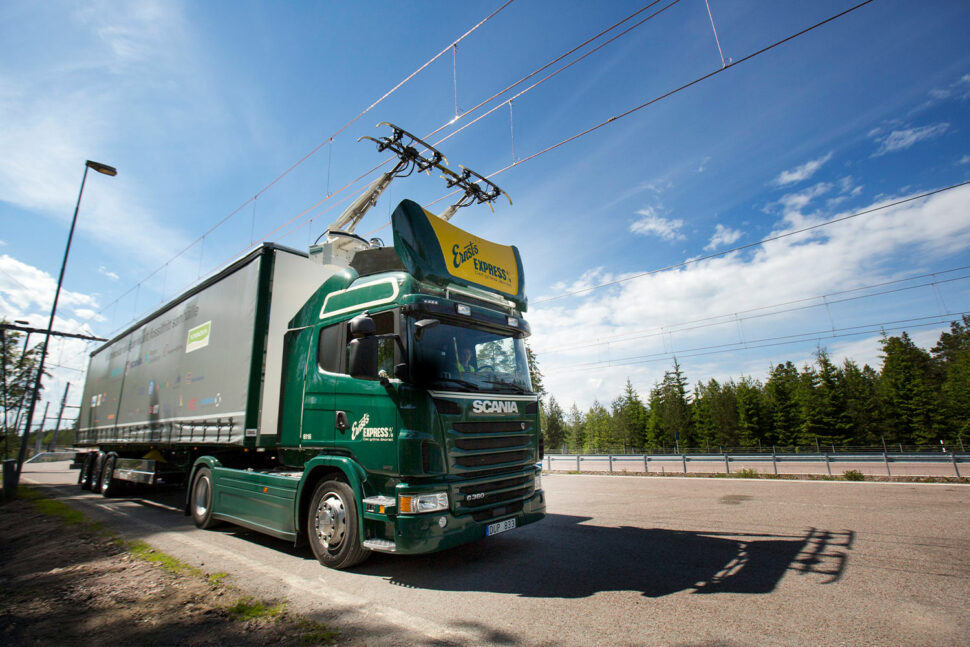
[349,313,376,338]
[394,363,409,381]
[348,336,378,379]
[414,318,439,340]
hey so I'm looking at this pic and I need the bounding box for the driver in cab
[457,346,476,374]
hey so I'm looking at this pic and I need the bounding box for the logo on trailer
[471,400,519,415]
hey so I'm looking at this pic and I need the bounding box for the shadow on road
[355,514,853,598]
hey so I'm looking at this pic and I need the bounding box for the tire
[307,480,370,569]
[190,467,222,529]
[90,453,106,492]
[79,453,95,490]
[100,455,120,497]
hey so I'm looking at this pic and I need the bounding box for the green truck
[74,127,545,568]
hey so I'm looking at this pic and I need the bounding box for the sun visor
[392,199,527,312]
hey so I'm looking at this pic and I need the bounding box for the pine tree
[525,341,545,397]
[611,379,647,451]
[565,403,585,453]
[878,332,940,445]
[840,360,880,445]
[931,316,970,441]
[543,396,566,452]
[736,376,767,448]
[765,361,801,447]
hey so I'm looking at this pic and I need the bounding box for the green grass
[127,539,204,576]
[227,596,285,621]
[207,571,229,585]
[842,469,865,481]
[296,618,339,645]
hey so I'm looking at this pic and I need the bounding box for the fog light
[438,516,448,528]
[456,304,471,316]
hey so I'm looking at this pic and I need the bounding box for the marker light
[456,304,471,316]
[399,492,449,514]
[507,317,518,327]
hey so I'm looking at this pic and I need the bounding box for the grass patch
[296,618,339,645]
[127,539,204,576]
[735,467,759,479]
[842,469,865,481]
[227,596,285,621]
[207,571,229,585]
[17,487,109,534]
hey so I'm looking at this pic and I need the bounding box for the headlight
[399,492,449,514]
[534,473,542,492]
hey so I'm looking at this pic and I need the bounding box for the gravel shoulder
[0,487,337,647]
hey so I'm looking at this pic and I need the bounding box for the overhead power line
[421,0,878,212]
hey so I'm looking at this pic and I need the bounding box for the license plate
[486,518,516,536]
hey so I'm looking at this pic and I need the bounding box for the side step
[362,539,397,553]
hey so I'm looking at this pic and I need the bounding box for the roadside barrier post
[609,455,613,473]
[643,454,648,473]
[724,453,730,475]
[884,450,892,477]
[576,455,580,472]
[682,454,687,474]
[952,453,961,478]
[772,445,778,475]
[825,453,832,476]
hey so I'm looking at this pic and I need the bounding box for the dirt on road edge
[0,487,338,646]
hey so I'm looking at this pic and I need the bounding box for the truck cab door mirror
[348,336,379,379]
[349,313,376,338]
[414,318,439,340]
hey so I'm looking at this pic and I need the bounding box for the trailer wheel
[78,453,95,490]
[308,480,370,569]
[190,467,221,529]
[90,452,106,492]
[100,455,120,497]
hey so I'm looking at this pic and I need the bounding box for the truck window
[318,324,343,372]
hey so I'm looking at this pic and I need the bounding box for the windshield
[409,317,534,394]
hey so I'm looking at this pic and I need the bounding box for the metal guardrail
[545,452,968,478]
[24,450,80,464]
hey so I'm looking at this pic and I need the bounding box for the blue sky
[2,0,969,418]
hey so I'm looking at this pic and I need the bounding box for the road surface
[20,462,970,646]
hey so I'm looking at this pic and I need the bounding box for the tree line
[538,316,970,454]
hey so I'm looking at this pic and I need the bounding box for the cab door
[331,310,402,474]
[300,324,340,447]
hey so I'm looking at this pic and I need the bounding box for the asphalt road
[20,462,970,646]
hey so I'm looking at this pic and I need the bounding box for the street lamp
[15,160,117,485]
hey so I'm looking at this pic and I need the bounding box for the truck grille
[447,420,537,516]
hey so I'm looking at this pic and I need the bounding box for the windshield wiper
[433,377,479,391]
[483,379,532,394]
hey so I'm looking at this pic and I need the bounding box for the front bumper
[386,489,545,555]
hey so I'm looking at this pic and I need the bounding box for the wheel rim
[102,463,111,492]
[314,493,346,551]
[194,475,210,517]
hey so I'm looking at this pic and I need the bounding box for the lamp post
[15,160,116,486]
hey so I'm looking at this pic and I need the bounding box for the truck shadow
[354,514,852,598]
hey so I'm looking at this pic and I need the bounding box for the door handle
[335,411,350,432]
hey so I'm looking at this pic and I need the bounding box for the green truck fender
[183,456,224,516]
[293,455,369,541]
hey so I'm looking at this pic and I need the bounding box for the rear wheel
[100,455,120,497]
[307,480,370,569]
[90,453,106,492]
[190,467,221,529]
[78,453,95,490]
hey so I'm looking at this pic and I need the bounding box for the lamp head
[85,160,117,177]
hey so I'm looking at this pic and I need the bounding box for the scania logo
[471,400,519,415]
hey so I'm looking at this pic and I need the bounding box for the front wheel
[308,480,370,569]
[190,467,222,529]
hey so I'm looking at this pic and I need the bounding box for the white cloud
[531,185,970,409]
[704,224,743,251]
[872,122,949,156]
[958,155,970,165]
[630,208,685,241]
[771,182,832,218]
[0,2,197,270]
[772,152,832,187]
[98,265,119,281]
